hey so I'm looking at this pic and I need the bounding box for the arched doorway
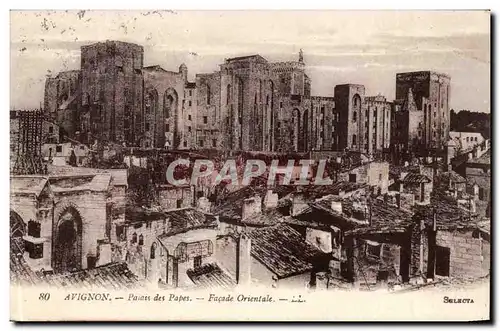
[53,207,83,273]
[10,211,25,239]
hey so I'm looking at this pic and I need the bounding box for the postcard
[9,10,491,322]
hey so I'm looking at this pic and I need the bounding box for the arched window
[164,94,174,118]
[150,242,157,259]
[352,94,361,123]
[139,234,144,245]
[206,85,211,105]
[352,134,357,146]
[132,232,137,244]
[227,84,231,105]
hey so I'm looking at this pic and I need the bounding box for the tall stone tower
[395,71,451,151]
[80,40,144,145]
[334,84,366,152]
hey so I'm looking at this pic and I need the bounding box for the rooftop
[186,263,236,290]
[225,54,267,63]
[247,223,321,279]
[43,262,143,289]
[468,150,490,165]
[162,207,218,237]
[10,238,43,286]
[10,176,48,197]
[414,192,482,231]
[48,165,128,187]
[402,172,431,184]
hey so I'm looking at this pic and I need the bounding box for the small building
[42,142,90,166]
[216,223,324,289]
[449,131,485,154]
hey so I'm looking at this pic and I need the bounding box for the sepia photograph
[8,9,491,322]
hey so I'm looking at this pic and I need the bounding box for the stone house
[10,173,114,275]
[216,223,324,289]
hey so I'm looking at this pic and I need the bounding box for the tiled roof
[10,176,48,197]
[10,239,142,289]
[238,209,285,227]
[43,263,143,289]
[470,150,491,165]
[247,223,321,279]
[345,198,414,236]
[212,186,272,220]
[414,192,481,231]
[186,263,236,290]
[440,170,466,184]
[389,165,420,180]
[402,172,431,184]
[125,206,165,223]
[163,207,218,237]
[10,238,43,286]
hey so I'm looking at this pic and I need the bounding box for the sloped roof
[10,176,48,197]
[345,198,414,236]
[402,172,431,184]
[247,223,321,279]
[440,170,466,184]
[49,173,111,193]
[468,150,490,165]
[48,165,128,187]
[43,262,143,289]
[162,207,218,237]
[414,193,481,231]
[186,263,236,290]
[10,238,43,285]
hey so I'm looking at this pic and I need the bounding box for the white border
[3,1,497,329]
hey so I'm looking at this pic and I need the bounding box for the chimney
[197,196,211,213]
[237,232,252,285]
[263,190,278,209]
[96,241,112,267]
[242,195,262,221]
[473,146,478,159]
[331,200,343,214]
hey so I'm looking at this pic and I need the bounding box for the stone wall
[157,186,194,211]
[436,229,488,278]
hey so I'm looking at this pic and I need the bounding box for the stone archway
[53,206,83,273]
[10,211,25,239]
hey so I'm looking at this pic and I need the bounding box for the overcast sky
[10,10,490,112]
